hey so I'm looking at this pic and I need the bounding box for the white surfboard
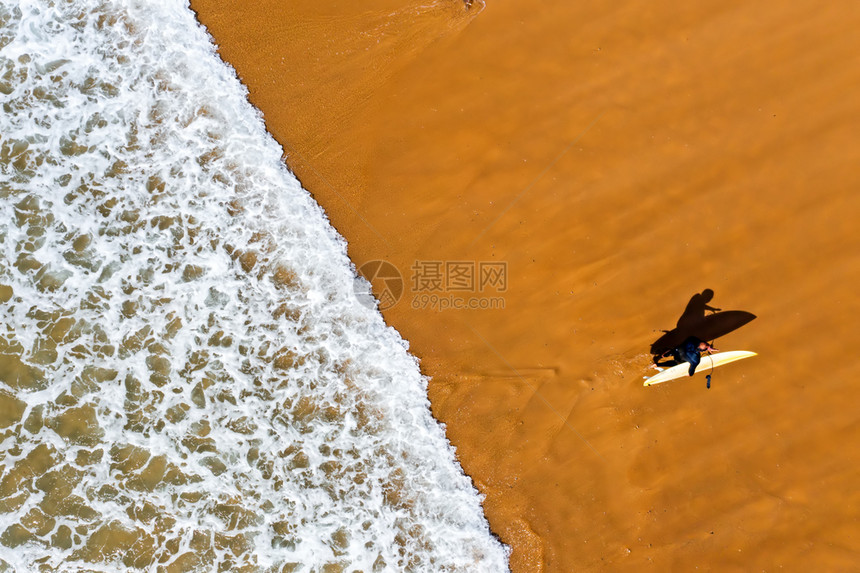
[644,351,757,386]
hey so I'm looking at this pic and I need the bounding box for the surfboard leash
[706,340,716,389]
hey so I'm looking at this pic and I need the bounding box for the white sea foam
[0,0,508,570]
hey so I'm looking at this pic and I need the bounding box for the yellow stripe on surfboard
[644,351,757,386]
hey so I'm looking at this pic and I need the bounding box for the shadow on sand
[650,289,756,357]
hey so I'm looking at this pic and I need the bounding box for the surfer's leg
[654,349,682,368]
[653,348,686,368]
[686,353,701,376]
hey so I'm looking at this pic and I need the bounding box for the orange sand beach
[191,0,860,570]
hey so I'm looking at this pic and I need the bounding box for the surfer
[654,336,718,376]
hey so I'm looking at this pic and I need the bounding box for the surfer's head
[697,340,717,353]
[701,288,715,301]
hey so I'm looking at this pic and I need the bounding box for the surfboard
[644,351,757,386]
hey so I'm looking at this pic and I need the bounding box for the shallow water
[0,1,507,570]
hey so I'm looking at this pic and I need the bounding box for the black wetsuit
[660,336,705,376]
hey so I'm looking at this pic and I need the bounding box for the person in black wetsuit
[654,336,718,376]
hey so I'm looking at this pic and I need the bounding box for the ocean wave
[0,0,508,570]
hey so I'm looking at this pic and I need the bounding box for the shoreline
[191,0,860,570]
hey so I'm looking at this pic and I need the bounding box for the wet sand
[191,0,860,570]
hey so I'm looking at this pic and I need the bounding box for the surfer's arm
[704,304,721,313]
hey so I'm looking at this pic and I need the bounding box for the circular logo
[354,260,403,310]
